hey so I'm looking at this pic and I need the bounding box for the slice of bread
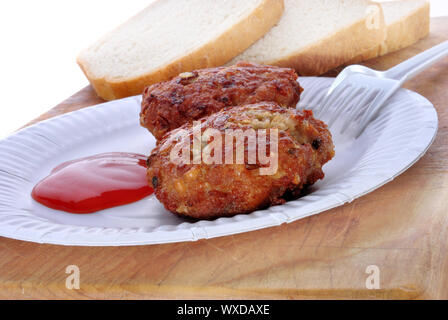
[229,0,386,76]
[382,0,430,53]
[353,0,430,61]
[77,0,284,100]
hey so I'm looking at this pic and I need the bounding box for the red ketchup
[31,153,153,214]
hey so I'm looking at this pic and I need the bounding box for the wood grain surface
[2,17,448,300]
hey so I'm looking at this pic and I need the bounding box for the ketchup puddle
[31,153,153,214]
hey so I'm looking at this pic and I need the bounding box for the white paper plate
[0,77,438,246]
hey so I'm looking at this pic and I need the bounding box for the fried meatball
[147,102,334,220]
[140,62,303,140]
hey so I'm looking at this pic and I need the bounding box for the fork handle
[385,40,448,83]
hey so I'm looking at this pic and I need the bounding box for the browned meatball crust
[147,102,334,220]
[140,62,303,140]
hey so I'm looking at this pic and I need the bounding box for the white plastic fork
[316,40,448,138]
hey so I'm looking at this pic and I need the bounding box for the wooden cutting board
[1,17,447,300]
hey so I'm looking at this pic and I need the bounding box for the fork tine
[319,84,354,125]
[339,88,379,134]
[316,83,350,119]
[354,82,401,137]
[352,92,386,137]
[315,93,332,118]
[315,81,348,117]
[327,86,366,128]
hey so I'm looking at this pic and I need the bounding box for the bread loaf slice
[229,0,386,76]
[382,0,430,53]
[353,0,430,61]
[77,0,284,100]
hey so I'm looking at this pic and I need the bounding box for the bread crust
[263,2,386,76]
[350,0,430,63]
[77,0,285,101]
[384,0,430,53]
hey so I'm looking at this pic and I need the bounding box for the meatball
[147,102,334,220]
[140,62,303,140]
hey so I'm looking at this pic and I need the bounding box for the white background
[0,0,447,139]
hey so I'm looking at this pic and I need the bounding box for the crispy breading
[147,102,334,219]
[140,62,303,140]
